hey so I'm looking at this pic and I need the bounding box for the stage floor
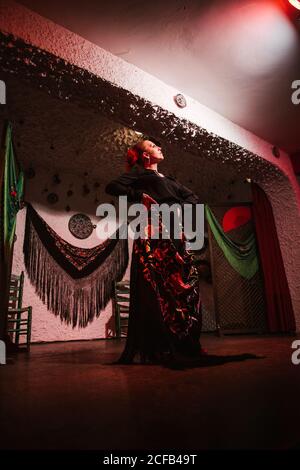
[1,334,300,450]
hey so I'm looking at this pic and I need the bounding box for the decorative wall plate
[68,213,94,239]
[174,93,187,108]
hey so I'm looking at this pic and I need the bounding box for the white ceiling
[17,0,300,153]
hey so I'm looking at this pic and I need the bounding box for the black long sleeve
[105,166,200,205]
[175,181,200,204]
[105,169,144,202]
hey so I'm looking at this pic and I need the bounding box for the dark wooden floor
[1,334,300,450]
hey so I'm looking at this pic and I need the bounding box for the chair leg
[115,306,121,339]
[15,313,21,346]
[27,307,32,351]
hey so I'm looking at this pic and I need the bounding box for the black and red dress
[106,165,203,364]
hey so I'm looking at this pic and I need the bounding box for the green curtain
[3,123,24,248]
[205,205,258,280]
[0,122,24,341]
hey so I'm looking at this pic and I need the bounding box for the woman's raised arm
[171,177,200,204]
[105,170,143,202]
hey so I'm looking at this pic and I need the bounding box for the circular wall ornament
[68,213,94,239]
[174,93,187,108]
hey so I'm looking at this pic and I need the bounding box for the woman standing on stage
[106,139,205,365]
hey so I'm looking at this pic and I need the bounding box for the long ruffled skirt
[117,229,203,365]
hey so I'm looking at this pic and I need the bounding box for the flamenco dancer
[106,139,207,365]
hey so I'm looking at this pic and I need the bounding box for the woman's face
[140,140,164,164]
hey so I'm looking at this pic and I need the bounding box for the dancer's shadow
[107,353,264,369]
[163,353,264,370]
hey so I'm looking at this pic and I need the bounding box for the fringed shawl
[23,204,128,327]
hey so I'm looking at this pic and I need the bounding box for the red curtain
[251,183,295,332]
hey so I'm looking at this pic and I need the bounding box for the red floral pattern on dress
[134,201,202,339]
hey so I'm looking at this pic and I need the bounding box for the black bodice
[105,165,199,205]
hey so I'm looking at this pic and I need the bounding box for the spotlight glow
[289,0,300,10]
[229,3,297,76]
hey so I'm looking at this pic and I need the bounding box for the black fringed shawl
[23,204,128,327]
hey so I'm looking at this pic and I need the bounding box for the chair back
[8,272,24,310]
[113,280,130,337]
[115,280,130,305]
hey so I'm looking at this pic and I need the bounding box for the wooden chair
[6,272,32,350]
[113,280,130,338]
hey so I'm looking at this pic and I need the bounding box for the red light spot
[222,206,252,233]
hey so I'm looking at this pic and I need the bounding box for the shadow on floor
[106,353,264,370]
